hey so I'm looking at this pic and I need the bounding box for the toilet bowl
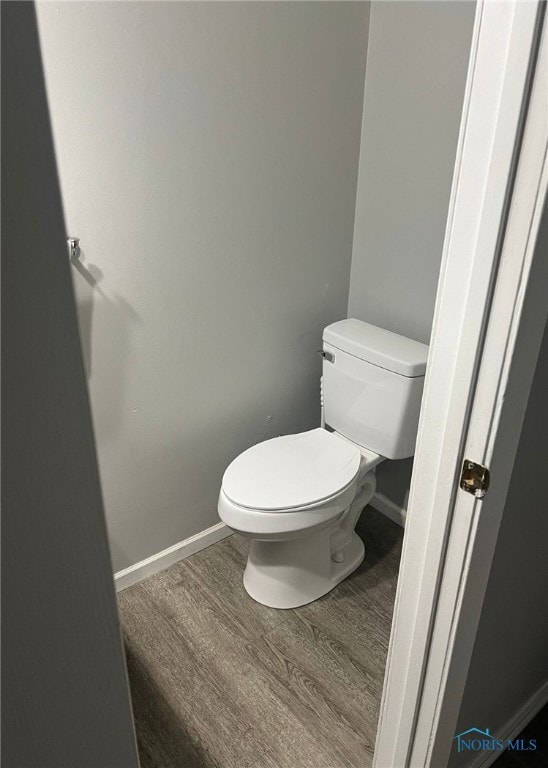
[218,319,428,609]
[218,428,383,608]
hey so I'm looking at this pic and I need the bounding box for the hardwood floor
[118,506,403,768]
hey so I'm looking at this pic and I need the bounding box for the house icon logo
[452,728,494,753]
[452,727,538,754]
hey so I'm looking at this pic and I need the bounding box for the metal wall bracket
[67,237,80,260]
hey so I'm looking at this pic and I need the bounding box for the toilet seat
[218,481,358,539]
[221,428,361,512]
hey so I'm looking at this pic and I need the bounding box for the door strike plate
[460,459,490,499]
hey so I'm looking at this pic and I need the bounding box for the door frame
[374,2,548,766]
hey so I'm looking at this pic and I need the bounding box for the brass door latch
[460,459,490,498]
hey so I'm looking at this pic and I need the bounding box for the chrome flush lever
[317,350,335,363]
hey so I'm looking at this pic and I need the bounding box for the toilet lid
[222,428,361,511]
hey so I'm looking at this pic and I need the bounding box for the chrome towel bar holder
[67,237,80,259]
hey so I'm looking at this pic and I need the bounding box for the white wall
[37,2,369,571]
[449,212,548,766]
[348,1,476,510]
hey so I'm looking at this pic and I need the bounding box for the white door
[2,4,140,765]
[374,1,548,766]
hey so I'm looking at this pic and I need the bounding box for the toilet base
[243,528,365,609]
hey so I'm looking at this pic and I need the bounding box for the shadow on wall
[69,249,101,374]
[376,457,414,510]
[70,250,141,442]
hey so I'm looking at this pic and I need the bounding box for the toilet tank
[322,319,428,460]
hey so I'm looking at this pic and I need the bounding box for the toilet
[218,319,428,609]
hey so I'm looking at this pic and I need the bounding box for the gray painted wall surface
[449,213,548,767]
[348,1,476,508]
[37,2,370,571]
[2,4,138,765]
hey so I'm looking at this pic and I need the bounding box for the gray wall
[36,1,370,571]
[2,3,138,765]
[348,0,476,510]
[449,213,548,766]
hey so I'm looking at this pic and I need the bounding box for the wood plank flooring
[118,506,403,768]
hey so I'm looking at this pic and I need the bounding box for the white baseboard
[114,522,231,592]
[369,492,406,528]
[462,679,548,768]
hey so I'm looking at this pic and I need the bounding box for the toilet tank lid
[323,319,428,378]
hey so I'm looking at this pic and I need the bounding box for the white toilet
[218,319,428,609]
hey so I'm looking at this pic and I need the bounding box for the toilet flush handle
[318,350,335,363]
